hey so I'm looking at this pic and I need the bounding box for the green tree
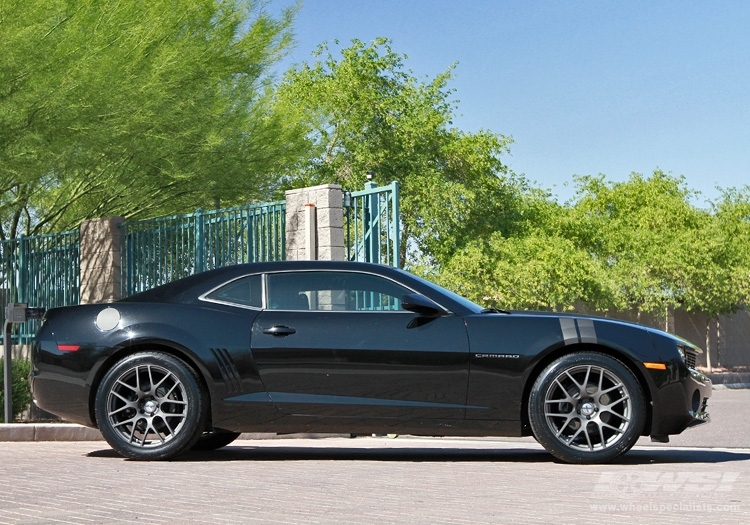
[276,38,524,267]
[565,171,750,367]
[438,232,615,311]
[436,196,616,311]
[565,170,707,316]
[0,0,306,239]
[681,187,750,369]
[436,168,750,331]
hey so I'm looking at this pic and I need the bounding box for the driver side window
[266,271,410,312]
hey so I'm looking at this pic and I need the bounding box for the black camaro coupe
[31,261,711,463]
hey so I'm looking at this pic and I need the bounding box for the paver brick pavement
[0,436,748,525]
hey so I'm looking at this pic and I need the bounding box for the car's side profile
[31,261,711,463]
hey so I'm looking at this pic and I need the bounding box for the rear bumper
[30,372,95,427]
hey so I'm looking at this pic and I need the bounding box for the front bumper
[649,365,711,437]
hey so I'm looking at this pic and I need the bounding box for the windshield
[401,270,485,314]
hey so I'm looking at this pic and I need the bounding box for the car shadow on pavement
[618,447,750,465]
[88,446,552,462]
[87,445,750,464]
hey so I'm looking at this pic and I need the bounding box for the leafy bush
[0,358,33,423]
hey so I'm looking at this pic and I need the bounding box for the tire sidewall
[95,352,207,460]
[529,352,646,464]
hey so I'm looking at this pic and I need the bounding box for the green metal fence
[0,183,399,343]
[121,202,286,296]
[344,181,400,268]
[0,231,80,343]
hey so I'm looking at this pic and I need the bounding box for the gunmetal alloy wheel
[95,352,207,460]
[528,352,646,464]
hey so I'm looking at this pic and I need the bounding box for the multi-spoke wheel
[528,352,646,464]
[95,352,207,460]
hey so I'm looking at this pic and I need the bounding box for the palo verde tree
[0,0,306,240]
[276,38,527,268]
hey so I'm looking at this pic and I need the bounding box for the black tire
[528,352,646,464]
[191,430,241,451]
[95,352,208,461]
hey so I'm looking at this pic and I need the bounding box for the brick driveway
[1,436,748,525]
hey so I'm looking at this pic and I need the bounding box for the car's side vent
[211,348,242,393]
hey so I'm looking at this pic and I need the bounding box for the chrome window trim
[199,273,264,311]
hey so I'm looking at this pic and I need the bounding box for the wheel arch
[520,343,655,436]
[87,340,213,429]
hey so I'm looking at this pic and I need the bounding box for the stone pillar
[285,184,345,261]
[79,217,124,304]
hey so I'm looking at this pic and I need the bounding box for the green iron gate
[0,231,80,343]
[344,181,400,267]
[121,202,286,296]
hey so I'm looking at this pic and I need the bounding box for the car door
[251,269,470,420]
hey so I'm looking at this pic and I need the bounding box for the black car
[31,261,711,463]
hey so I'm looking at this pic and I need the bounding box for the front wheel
[95,352,208,460]
[528,352,646,464]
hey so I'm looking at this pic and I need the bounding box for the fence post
[390,181,400,267]
[194,209,206,273]
[364,181,380,264]
[80,217,124,304]
[16,235,31,307]
[285,184,345,261]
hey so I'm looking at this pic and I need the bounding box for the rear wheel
[95,352,207,460]
[528,352,646,464]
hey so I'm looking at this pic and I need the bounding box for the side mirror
[401,294,444,317]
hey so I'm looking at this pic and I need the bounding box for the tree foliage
[437,231,615,311]
[0,0,306,239]
[436,170,750,327]
[276,38,526,266]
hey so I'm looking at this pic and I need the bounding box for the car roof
[119,261,422,304]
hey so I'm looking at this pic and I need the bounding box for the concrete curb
[0,424,349,442]
[0,424,103,442]
[707,372,750,390]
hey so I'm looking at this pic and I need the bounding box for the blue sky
[275,1,749,206]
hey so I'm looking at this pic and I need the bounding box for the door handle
[263,325,296,336]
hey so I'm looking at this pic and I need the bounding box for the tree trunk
[704,320,713,373]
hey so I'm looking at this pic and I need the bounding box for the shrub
[0,358,33,423]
